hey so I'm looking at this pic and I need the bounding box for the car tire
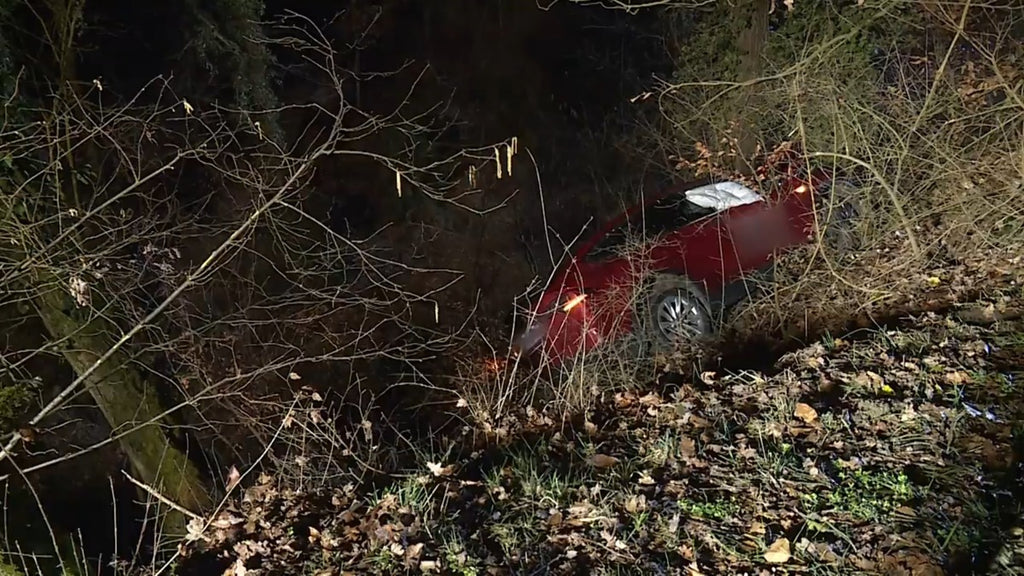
[819,179,862,257]
[636,273,714,354]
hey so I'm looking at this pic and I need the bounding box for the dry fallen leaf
[794,402,819,424]
[679,436,697,457]
[209,513,244,529]
[426,461,454,477]
[185,517,208,542]
[548,511,563,527]
[225,465,241,492]
[850,556,877,571]
[405,542,424,561]
[639,392,662,406]
[805,355,825,369]
[854,371,885,392]
[944,371,970,385]
[958,303,999,324]
[624,494,647,513]
[764,537,791,564]
[590,453,619,468]
[687,414,711,428]
[223,557,246,576]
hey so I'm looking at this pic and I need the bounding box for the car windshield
[583,191,717,262]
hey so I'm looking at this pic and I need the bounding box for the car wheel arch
[631,270,715,353]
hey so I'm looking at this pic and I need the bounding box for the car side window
[585,194,720,262]
[585,222,635,261]
[583,193,717,262]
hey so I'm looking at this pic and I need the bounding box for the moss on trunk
[34,285,212,539]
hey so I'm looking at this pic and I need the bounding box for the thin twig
[121,470,204,523]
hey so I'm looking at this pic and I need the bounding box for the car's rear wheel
[636,273,713,353]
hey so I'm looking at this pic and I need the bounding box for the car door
[645,192,731,294]
[571,217,649,341]
[714,189,808,296]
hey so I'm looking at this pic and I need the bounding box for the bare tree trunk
[34,283,212,538]
[732,0,771,174]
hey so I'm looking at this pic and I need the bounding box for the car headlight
[514,291,588,354]
[560,293,587,313]
[532,290,586,318]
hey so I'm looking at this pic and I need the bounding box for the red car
[514,153,857,365]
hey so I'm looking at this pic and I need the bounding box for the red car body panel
[518,156,834,366]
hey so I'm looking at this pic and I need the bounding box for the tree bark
[34,282,212,538]
[731,0,771,174]
[4,0,215,543]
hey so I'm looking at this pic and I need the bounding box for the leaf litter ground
[173,304,1024,576]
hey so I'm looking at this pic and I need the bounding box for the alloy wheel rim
[656,290,706,342]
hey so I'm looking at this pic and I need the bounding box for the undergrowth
[174,309,1024,575]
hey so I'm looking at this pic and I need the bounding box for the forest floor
[173,251,1024,576]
